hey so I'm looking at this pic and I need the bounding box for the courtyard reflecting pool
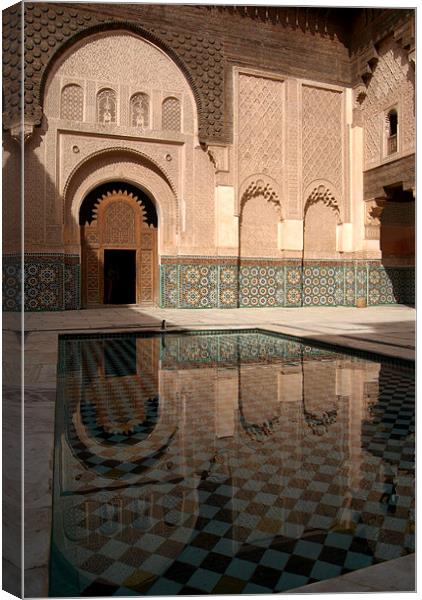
[50,330,415,596]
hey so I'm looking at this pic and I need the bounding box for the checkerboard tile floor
[50,332,414,596]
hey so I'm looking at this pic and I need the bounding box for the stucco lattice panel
[97,89,117,124]
[103,202,135,245]
[363,39,415,166]
[238,74,284,186]
[60,84,84,121]
[13,4,225,142]
[59,35,189,93]
[162,97,181,132]
[302,86,343,199]
[130,93,149,128]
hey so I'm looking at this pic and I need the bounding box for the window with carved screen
[162,97,181,131]
[60,84,84,121]
[130,93,149,128]
[386,109,398,155]
[97,88,117,124]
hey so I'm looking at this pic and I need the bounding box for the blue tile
[140,555,174,575]
[177,546,208,567]
[275,572,309,591]
[325,532,353,550]
[294,540,323,559]
[203,519,232,536]
[344,551,374,569]
[243,582,272,594]
[260,549,289,570]
[147,577,183,595]
[135,534,164,552]
[225,558,257,580]
[212,538,240,557]
[311,560,343,579]
[187,568,221,592]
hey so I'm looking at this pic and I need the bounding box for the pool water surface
[50,330,415,596]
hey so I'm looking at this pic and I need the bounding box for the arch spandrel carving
[303,180,342,224]
[238,174,283,219]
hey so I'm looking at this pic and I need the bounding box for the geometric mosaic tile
[9,255,415,311]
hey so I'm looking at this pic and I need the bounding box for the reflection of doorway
[104,250,136,304]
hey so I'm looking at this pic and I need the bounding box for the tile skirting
[3,254,414,311]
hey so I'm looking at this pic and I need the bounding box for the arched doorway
[80,182,158,307]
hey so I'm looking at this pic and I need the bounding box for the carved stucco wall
[303,202,338,259]
[238,73,285,193]
[302,85,344,215]
[240,195,280,258]
[44,32,196,133]
[3,3,225,143]
[2,137,21,253]
[363,37,415,169]
[190,147,216,254]
[63,154,178,255]
[236,71,284,255]
[39,32,203,254]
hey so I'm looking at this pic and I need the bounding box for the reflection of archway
[80,183,158,307]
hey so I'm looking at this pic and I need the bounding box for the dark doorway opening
[104,250,136,304]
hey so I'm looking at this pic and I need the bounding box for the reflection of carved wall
[363,38,415,168]
[302,86,343,206]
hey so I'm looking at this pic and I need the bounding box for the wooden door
[81,190,157,307]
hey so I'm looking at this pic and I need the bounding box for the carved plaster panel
[4,3,225,143]
[64,156,178,254]
[58,133,182,199]
[52,34,189,93]
[192,147,216,252]
[305,183,341,224]
[207,144,230,173]
[363,37,415,168]
[237,72,285,195]
[302,85,343,206]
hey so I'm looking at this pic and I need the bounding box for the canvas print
[2,2,415,597]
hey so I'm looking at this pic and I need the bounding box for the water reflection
[51,331,415,596]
